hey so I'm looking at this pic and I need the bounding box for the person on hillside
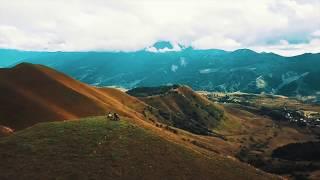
[106,112,113,120]
[113,113,120,121]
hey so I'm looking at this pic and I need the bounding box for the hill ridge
[0,63,148,130]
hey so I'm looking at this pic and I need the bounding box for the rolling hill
[0,116,278,180]
[0,63,148,130]
[128,85,225,136]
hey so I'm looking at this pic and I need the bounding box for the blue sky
[0,0,319,56]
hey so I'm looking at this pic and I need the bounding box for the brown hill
[128,85,225,135]
[0,63,147,130]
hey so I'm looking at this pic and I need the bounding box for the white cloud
[252,38,320,56]
[192,36,241,50]
[0,0,319,55]
[312,30,320,37]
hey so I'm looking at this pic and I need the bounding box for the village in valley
[201,91,320,128]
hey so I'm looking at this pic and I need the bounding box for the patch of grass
[214,115,242,133]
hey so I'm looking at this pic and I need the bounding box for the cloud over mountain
[0,0,319,56]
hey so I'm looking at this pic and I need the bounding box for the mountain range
[1,42,320,102]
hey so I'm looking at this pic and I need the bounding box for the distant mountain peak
[153,41,174,50]
[231,49,258,54]
[146,41,185,53]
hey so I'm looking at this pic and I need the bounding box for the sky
[0,0,319,56]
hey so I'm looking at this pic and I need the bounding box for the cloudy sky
[0,0,319,56]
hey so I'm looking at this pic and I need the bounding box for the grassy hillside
[0,116,277,180]
[129,85,225,136]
